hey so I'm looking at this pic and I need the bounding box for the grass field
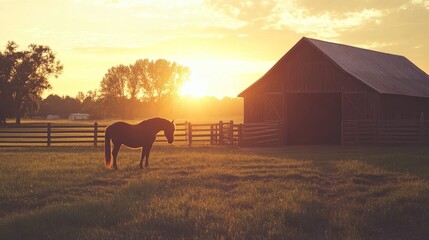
[0,145,428,239]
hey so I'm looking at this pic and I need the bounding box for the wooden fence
[4,119,427,147]
[239,122,283,147]
[342,119,429,145]
[0,121,241,147]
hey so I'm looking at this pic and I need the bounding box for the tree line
[98,59,190,119]
[37,93,243,120]
[1,41,242,124]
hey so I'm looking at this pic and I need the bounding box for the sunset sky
[1,0,428,98]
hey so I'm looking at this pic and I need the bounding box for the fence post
[215,124,219,144]
[188,122,192,146]
[47,123,51,147]
[210,124,214,145]
[229,120,234,145]
[420,112,424,144]
[238,124,242,146]
[94,122,98,147]
[219,121,223,144]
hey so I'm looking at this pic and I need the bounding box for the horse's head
[164,120,175,144]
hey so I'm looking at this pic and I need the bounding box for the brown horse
[104,117,175,169]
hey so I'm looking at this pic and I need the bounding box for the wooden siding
[380,95,429,120]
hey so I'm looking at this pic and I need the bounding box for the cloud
[74,0,247,30]
[411,0,429,9]
[206,0,384,40]
[270,7,384,39]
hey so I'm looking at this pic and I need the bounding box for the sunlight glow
[179,71,208,98]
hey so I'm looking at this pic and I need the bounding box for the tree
[81,90,102,119]
[98,59,190,118]
[99,64,129,118]
[128,59,148,101]
[0,41,63,124]
[0,42,19,125]
[145,59,190,103]
[76,91,85,103]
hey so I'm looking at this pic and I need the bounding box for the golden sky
[1,0,428,98]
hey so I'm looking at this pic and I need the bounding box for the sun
[179,71,208,98]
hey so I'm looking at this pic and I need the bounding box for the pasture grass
[0,145,428,239]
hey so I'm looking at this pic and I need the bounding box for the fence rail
[239,122,283,147]
[0,121,241,147]
[342,119,429,145]
[4,119,427,147]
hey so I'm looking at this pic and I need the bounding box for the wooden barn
[238,37,429,145]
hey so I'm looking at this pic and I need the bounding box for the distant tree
[98,59,190,118]
[81,90,102,119]
[0,41,63,124]
[39,94,84,118]
[99,64,129,118]
[76,91,85,103]
[145,59,190,103]
[128,59,148,101]
[38,94,63,117]
[62,96,81,116]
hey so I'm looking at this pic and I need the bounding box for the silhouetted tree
[76,91,85,103]
[98,59,189,118]
[0,41,63,124]
[99,64,129,118]
[81,90,103,119]
[38,94,63,117]
[145,59,190,103]
[0,42,19,125]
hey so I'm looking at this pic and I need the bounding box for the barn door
[265,93,284,122]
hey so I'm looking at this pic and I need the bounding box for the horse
[104,117,175,169]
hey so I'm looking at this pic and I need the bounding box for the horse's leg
[139,147,145,169]
[112,143,121,170]
[145,144,153,168]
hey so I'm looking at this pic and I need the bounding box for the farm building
[69,113,89,120]
[238,37,429,145]
[46,114,60,120]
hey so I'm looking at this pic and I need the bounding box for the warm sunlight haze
[180,76,207,98]
[1,0,428,98]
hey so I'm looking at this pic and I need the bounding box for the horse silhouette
[104,117,175,169]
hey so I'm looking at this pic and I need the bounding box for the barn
[238,37,429,145]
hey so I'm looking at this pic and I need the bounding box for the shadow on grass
[253,145,429,179]
[0,179,164,240]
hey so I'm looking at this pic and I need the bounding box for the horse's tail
[104,127,112,168]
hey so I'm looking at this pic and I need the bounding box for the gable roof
[239,37,429,98]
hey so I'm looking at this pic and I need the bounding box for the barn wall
[380,95,429,120]
[243,92,265,123]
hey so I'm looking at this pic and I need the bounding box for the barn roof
[239,37,429,98]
